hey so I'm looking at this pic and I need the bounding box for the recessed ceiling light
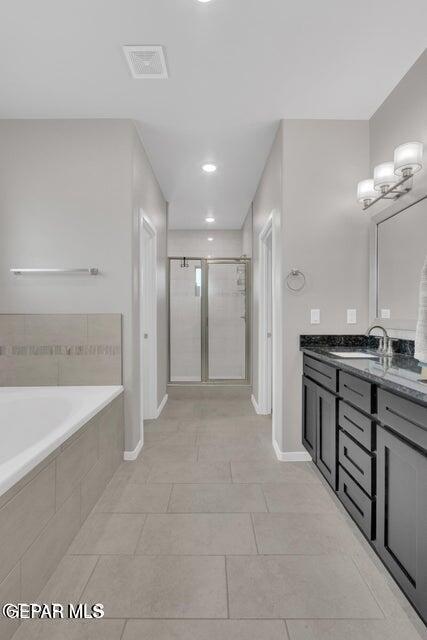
[198,0,212,3]
[207,237,214,242]
[202,163,217,173]
[205,216,215,223]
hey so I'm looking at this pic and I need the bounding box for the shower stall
[168,257,250,384]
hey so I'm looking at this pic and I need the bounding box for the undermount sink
[328,351,379,359]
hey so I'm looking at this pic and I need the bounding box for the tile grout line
[283,619,292,640]
[250,512,260,554]
[348,555,387,619]
[224,555,230,619]
[132,514,150,555]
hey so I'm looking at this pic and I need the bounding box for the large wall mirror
[370,195,427,335]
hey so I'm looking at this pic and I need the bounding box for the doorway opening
[168,257,250,384]
[140,215,158,421]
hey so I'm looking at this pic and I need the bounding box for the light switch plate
[347,309,357,324]
[310,309,320,324]
[381,309,391,319]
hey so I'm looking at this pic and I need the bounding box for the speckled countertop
[301,346,427,408]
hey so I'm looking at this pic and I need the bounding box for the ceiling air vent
[123,45,168,79]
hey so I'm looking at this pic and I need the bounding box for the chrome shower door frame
[168,257,250,385]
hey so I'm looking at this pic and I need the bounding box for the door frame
[140,214,158,421]
[258,214,273,414]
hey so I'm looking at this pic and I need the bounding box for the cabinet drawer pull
[343,383,364,398]
[305,363,332,381]
[343,446,365,476]
[385,406,424,431]
[343,483,364,517]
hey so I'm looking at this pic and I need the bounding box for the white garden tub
[0,385,123,497]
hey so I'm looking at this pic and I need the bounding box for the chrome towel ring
[286,269,306,292]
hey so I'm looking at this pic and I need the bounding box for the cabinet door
[302,376,317,461]
[316,386,338,489]
[376,426,427,620]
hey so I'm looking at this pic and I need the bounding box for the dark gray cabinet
[376,425,427,621]
[301,352,427,624]
[302,374,337,489]
[316,385,337,489]
[302,376,317,461]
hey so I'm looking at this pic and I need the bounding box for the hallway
[13,390,426,639]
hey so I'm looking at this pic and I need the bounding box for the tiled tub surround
[0,391,124,640]
[0,314,122,386]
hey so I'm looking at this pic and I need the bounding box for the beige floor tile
[123,619,288,640]
[198,443,276,462]
[146,432,198,447]
[68,513,146,555]
[253,512,364,554]
[197,431,263,446]
[262,482,339,513]
[140,444,198,463]
[161,400,203,419]
[13,620,125,640]
[113,461,152,483]
[231,460,319,483]
[137,514,257,555]
[168,483,267,513]
[352,550,420,619]
[38,555,98,602]
[227,555,383,619]
[144,418,181,433]
[286,619,427,640]
[95,478,172,513]
[147,461,231,483]
[81,555,227,618]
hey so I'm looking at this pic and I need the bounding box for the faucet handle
[385,337,397,357]
[377,337,386,354]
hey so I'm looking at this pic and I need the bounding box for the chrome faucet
[367,324,396,357]
[367,324,388,355]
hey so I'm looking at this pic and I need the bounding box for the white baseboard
[156,393,168,418]
[251,394,270,415]
[273,439,312,462]
[123,437,143,461]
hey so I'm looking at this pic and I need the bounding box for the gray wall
[241,206,253,258]
[370,49,427,187]
[281,120,370,452]
[0,119,167,452]
[251,124,283,401]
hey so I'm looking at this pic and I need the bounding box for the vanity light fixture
[357,179,377,207]
[205,216,215,223]
[357,141,423,211]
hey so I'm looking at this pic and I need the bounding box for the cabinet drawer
[338,466,375,540]
[339,371,374,414]
[339,430,375,496]
[378,390,427,451]
[338,401,375,451]
[303,355,338,393]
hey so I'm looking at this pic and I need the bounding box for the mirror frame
[369,188,427,338]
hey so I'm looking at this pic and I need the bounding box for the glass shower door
[207,260,247,380]
[169,259,202,382]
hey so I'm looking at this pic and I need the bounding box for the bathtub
[0,385,123,497]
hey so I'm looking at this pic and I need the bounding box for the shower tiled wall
[0,314,122,386]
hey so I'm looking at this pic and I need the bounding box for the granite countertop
[301,346,427,408]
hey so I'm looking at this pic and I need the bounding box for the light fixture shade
[202,163,217,173]
[394,141,423,176]
[357,179,377,205]
[373,162,397,191]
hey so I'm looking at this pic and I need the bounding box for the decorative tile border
[0,345,121,357]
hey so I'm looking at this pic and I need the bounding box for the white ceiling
[0,1,426,229]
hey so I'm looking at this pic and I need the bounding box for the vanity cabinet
[302,374,337,489]
[376,425,427,620]
[302,352,427,624]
